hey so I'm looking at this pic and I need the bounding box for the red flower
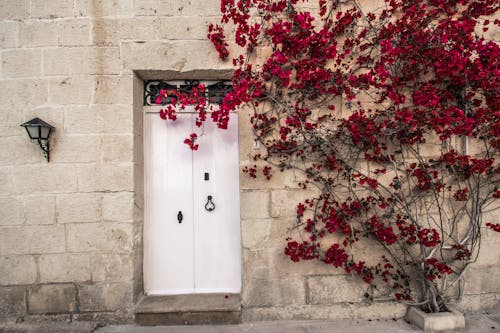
[418,228,440,247]
[453,188,468,201]
[324,244,348,267]
[183,133,199,151]
[486,223,500,233]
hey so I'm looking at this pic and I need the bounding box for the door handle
[205,195,215,212]
[177,211,183,223]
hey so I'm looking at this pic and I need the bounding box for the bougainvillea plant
[156,0,500,313]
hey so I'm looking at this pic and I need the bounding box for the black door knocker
[205,195,215,212]
[177,211,183,223]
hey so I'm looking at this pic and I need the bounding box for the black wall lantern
[20,117,54,162]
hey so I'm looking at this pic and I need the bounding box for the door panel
[144,110,241,295]
[144,113,194,295]
[193,115,241,293]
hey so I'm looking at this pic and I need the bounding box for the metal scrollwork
[144,81,178,106]
[207,81,233,104]
[179,80,200,95]
[144,80,232,106]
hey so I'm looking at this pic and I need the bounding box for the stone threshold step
[134,293,241,326]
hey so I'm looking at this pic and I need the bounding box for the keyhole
[177,211,183,223]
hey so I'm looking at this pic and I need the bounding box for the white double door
[144,110,241,295]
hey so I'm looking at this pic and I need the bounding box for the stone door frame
[131,70,242,324]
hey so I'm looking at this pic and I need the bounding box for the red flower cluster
[284,240,317,262]
[418,228,441,247]
[183,133,199,151]
[486,223,500,233]
[323,243,349,268]
[208,24,229,59]
[425,258,453,281]
[369,215,398,246]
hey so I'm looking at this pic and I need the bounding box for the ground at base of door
[1,311,499,333]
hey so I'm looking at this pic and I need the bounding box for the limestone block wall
[0,0,498,324]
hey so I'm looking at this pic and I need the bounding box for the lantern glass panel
[26,126,40,140]
[40,126,51,140]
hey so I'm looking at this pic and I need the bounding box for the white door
[143,110,241,295]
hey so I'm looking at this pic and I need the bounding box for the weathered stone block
[456,293,500,313]
[102,192,134,222]
[241,219,272,249]
[31,0,74,18]
[242,277,305,307]
[2,49,42,78]
[92,18,158,46]
[121,41,232,72]
[43,48,93,76]
[0,169,14,199]
[241,303,351,321]
[78,282,133,311]
[0,255,37,285]
[307,275,365,304]
[350,301,406,319]
[28,284,77,314]
[58,19,91,46]
[240,163,301,190]
[242,248,274,281]
[158,16,211,40]
[9,165,78,194]
[270,189,317,218]
[50,135,101,163]
[24,195,56,225]
[76,164,134,192]
[0,79,48,109]
[75,0,134,17]
[44,47,121,76]
[134,0,159,16]
[56,193,101,223]
[0,196,23,226]
[64,105,133,134]
[464,265,500,294]
[49,76,92,105]
[0,136,44,165]
[39,254,91,283]
[90,254,133,282]
[0,0,29,20]
[101,134,133,163]
[0,106,24,137]
[91,19,119,46]
[67,222,133,252]
[238,106,261,161]
[240,191,270,219]
[475,239,500,266]
[0,225,65,255]
[157,0,221,16]
[0,286,26,315]
[19,21,58,47]
[93,75,133,104]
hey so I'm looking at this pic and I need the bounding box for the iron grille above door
[144,80,232,106]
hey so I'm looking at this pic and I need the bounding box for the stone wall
[0,0,499,324]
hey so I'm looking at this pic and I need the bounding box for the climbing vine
[157,0,500,313]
